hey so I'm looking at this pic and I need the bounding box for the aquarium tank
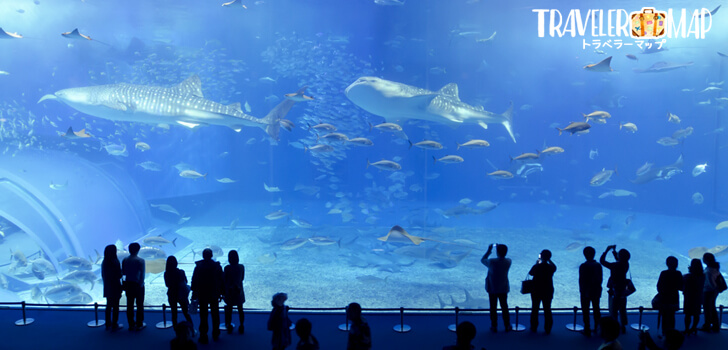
[0,0,726,311]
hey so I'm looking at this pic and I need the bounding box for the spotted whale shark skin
[38,75,296,140]
[345,76,515,142]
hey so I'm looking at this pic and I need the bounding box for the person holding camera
[481,243,512,333]
[528,249,557,334]
[600,244,631,334]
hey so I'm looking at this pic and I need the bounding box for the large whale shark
[345,77,515,142]
[38,75,297,140]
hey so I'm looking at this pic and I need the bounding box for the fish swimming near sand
[346,77,516,142]
[633,61,693,73]
[38,75,298,141]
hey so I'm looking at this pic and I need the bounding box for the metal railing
[2,300,727,334]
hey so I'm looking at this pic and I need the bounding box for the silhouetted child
[223,250,245,334]
[170,321,197,350]
[346,302,371,350]
[638,328,685,350]
[295,318,319,350]
[682,259,704,335]
[443,321,485,350]
[268,292,292,350]
[598,316,622,350]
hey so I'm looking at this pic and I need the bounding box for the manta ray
[631,154,683,184]
[346,77,515,142]
[61,28,109,45]
[61,126,91,139]
[38,75,299,140]
[378,225,433,245]
[583,56,613,72]
[633,61,693,73]
[0,27,23,39]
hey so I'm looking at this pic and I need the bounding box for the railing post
[156,303,173,329]
[14,301,34,326]
[511,306,526,332]
[630,306,649,331]
[392,307,411,333]
[338,305,351,331]
[87,302,106,327]
[566,306,584,331]
[720,305,728,331]
[448,307,459,332]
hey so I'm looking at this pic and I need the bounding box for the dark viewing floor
[0,307,726,349]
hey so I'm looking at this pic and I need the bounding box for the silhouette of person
[164,256,193,330]
[101,244,123,331]
[443,321,481,350]
[122,242,145,331]
[656,256,682,335]
[638,328,685,350]
[268,292,292,350]
[529,249,557,334]
[295,318,319,350]
[700,252,722,332]
[346,302,371,350]
[481,243,512,333]
[681,258,704,335]
[223,250,245,334]
[191,248,224,344]
[600,245,630,333]
[579,246,603,337]
[598,316,622,350]
[170,321,198,350]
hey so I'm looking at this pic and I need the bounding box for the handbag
[521,274,534,295]
[625,270,637,297]
[716,273,727,293]
[651,293,662,310]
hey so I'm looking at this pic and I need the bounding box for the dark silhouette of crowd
[96,240,725,350]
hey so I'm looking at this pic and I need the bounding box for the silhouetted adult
[164,256,193,329]
[656,256,682,335]
[600,245,630,333]
[191,248,224,344]
[579,246,603,337]
[700,252,722,332]
[598,316,622,350]
[223,250,245,334]
[681,259,704,335]
[268,292,292,350]
[170,321,197,350]
[528,249,557,334]
[101,244,123,331]
[122,242,145,331]
[481,243,512,333]
[443,321,479,350]
[346,302,371,350]
[295,318,319,350]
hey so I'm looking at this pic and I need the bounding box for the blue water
[0,0,726,308]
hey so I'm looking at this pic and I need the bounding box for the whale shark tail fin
[501,101,515,143]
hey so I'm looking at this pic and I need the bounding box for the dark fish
[600,224,611,231]
[625,54,638,60]
[556,122,591,135]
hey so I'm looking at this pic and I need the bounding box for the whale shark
[345,76,515,142]
[38,75,297,140]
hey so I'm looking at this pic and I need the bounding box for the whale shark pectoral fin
[38,94,57,103]
[177,121,202,129]
[229,126,243,132]
[172,75,204,98]
[437,83,460,100]
[477,121,489,130]
[501,101,516,143]
[407,93,439,109]
[103,101,130,112]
